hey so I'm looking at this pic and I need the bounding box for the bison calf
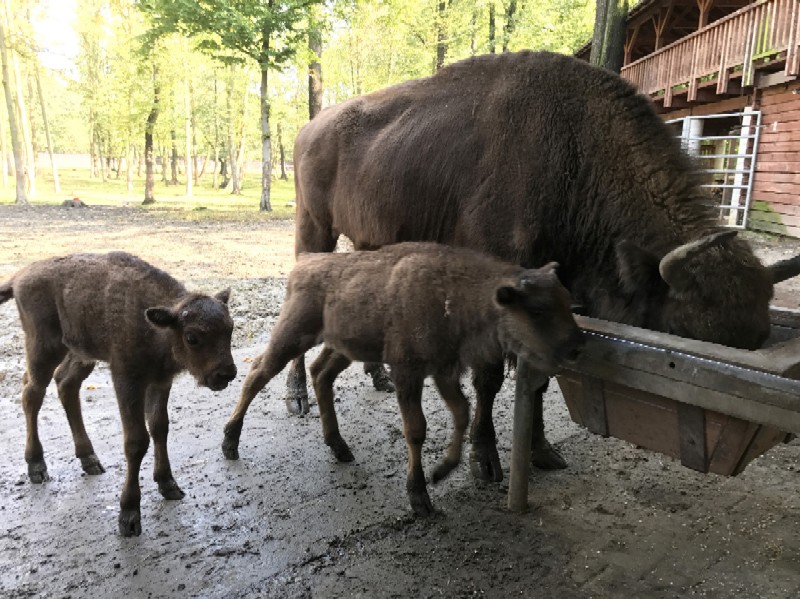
[222,242,583,515]
[0,252,237,537]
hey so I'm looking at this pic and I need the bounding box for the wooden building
[577,0,800,237]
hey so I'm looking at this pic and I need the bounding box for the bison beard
[287,50,800,478]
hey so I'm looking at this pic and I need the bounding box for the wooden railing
[621,0,800,106]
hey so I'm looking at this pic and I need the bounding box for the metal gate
[666,109,763,229]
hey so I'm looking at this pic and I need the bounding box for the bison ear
[145,307,178,329]
[215,288,231,305]
[495,286,519,306]
[615,241,664,295]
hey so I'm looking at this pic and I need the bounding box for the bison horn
[769,254,800,283]
[659,230,737,292]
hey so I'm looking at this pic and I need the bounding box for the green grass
[0,167,297,222]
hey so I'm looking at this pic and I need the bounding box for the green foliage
[10,0,597,208]
[320,0,594,100]
[137,0,321,69]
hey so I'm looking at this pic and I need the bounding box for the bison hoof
[431,458,459,484]
[285,395,310,416]
[222,436,240,461]
[468,443,503,482]
[28,461,50,484]
[408,489,435,517]
[368,367,395,393]
[80,454,106,475]
[158,479,186,500]
[327,435,355,462]
[118,509,142,537]
[531,438,567,470]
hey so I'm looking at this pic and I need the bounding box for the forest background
[0,0,595,211]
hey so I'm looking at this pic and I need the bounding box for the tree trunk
[236,83,248,192]
[98,132,107,182]
[277,122,288,180]
[590,0,628,73]
[197,149,208,181]
[143,64,160,205]
[0,11,26,203]
[184,78,193,196]
[126,143,133,194]
[308,18,323,121]
[89,119,97,178]
[212,75,219,189]
[191,84,198,186]
[225,66,239,194]
[436,1,449,71]
[488,3,496,54]
[502,1,517,53]
[11,30,34,196]
[257,10,273,212]
[219,155,228,188]
[0,109,8,188]
[34,59,61,193]
[160,145,169,183]
[259,49,272,211]
[470,5,478,55]
[170,128,179,184]
[212,146,219,189]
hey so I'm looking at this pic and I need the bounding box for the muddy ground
[0,204,798,599]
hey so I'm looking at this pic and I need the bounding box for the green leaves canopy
[137,0,319,68]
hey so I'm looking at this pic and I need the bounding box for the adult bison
[284,50,800,478]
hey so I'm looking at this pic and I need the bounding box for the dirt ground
[0,203,799,599]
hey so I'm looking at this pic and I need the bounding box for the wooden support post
[508,361,549,513]
[652,4,674,51]
[696,0,713,29]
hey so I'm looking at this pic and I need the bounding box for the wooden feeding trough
[556,308,800,476]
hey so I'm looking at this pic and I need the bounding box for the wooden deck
[621,0,800,108]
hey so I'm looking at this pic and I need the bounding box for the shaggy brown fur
[222,242,583,515]
[0,252,237,537]
[285,50,800,477]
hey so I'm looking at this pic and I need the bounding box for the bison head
[496,262,585,375]
[615,231,800,350]
[145,289,237,390]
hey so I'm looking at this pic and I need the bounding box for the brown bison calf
[222,242,583,515]
[0,252,237,536]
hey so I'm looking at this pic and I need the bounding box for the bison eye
[185,332,200,347]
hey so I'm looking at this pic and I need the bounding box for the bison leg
[286,203,339,416]
[223,317,319,459]
[364,362,395,393]
[310,347,354,462]
[393,368,434,517]
[145,382,184,500]
[431,374,470,484]
[21,343,68,484]
[469,362,505,482]
[53,355,104,475]
[530,378,567,470]
[112,372,149,537]
[284,356,310,416]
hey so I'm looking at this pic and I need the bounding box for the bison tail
[0,279,13,304]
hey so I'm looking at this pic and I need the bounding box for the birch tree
[139,0,321,212]
[0,3,25,203]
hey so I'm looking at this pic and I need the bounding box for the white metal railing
[668,109,763,229]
